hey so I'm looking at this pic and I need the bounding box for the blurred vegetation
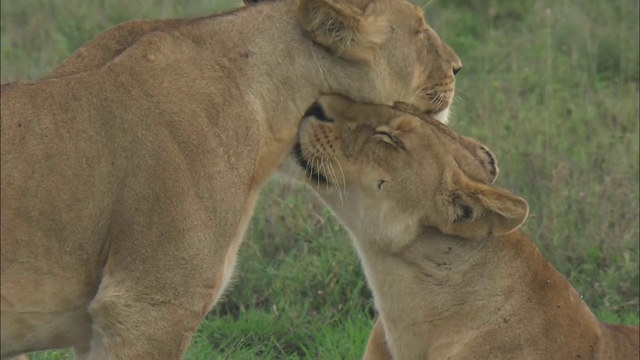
[1,0,638,358]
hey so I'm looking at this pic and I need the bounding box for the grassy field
[1,0,638,359]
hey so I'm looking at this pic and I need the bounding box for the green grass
[2,0,638,358]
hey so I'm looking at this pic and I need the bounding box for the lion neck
[176,2,404,185]
[187,2,402,114]
[353,227,602,358]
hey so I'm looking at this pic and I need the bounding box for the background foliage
[2,0,638,358]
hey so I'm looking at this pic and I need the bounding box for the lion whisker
[326,161,344,204]
[330,155,347,205]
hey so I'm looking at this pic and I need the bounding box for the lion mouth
[292,142,330,185]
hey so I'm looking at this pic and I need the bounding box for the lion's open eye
[373,132,405,150]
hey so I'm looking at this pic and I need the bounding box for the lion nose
[453,65,462,76]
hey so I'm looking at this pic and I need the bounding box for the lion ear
[436,168,529,239]
[297,0,389,62]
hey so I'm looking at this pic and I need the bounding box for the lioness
[0,0,462,358]
[283,95,640,360]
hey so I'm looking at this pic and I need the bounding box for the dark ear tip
[480,146,498,176]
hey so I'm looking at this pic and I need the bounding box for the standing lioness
[284,95,640,360]
[0,0,462,358]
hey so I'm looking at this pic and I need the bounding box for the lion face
[297,0,461,123]
[287,95,528,246]
[375,1,461,121]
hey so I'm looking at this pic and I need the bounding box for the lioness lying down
[283,95,640,360]
[0,0,462,358]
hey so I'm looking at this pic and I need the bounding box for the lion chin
[431,106,451,124]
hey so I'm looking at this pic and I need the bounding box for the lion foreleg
[363,317,394,360]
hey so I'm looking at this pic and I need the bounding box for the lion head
[284,95,528,249]
[296,0,462,122]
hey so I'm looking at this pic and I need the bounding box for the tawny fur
[283,95,640,360]
[0,1,462,359]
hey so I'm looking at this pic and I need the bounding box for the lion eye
[373,132,405,150]
[377,179,386,190]
[374,131,394,141]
